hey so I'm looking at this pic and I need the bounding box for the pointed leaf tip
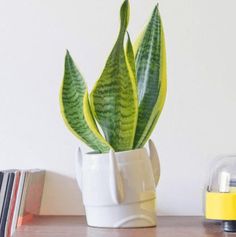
[90,0,137,151]
[120,0,130,31]
[133,2,166,148]
[60,52,111,153]
[65,50,72,62]
[126,31,132,44]
[122,0,129,7]
[153,4,159,15]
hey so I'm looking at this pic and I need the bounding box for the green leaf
[126,32,136,82]
[133,6,167,148]
[90,0,138,152]
[60,51,111,153]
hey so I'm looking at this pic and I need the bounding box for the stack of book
[0,170,45,237]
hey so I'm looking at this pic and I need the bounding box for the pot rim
[85,147,146,156]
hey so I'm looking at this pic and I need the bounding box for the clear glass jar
[205,155,236,232]
[207,155,236,193]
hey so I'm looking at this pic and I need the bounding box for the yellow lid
[206,192,236,220]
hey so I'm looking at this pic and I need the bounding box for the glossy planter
[75,140,160,228]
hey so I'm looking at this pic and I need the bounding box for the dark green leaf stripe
[60,51,111,153]
[90,0,138,151]
[133,6,167,148]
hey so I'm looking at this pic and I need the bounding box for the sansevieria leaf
[90,0,138,152]
[126,33,136,83]
[60,51,111,153]
[133,5,167,148]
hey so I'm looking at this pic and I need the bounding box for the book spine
[0,173,15,236]
[10,171,26,236]
[0,173,9,218]
[5,171,20,237]
[0,172,4,190]
[16,172,29,228]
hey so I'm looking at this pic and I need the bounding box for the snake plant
[60,0,167,153]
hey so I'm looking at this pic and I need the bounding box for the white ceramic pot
[75,140,160,228]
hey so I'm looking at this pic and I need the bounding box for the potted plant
[60,0,166,228]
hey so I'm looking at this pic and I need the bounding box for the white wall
[0,0,236,216]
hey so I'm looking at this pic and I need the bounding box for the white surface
[0,0,236,215]
[76,147,157,227]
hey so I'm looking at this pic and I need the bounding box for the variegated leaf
[126,32,136,82]
[60,51,111,153]
[90,0,138,151]
[133,6,167,148]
